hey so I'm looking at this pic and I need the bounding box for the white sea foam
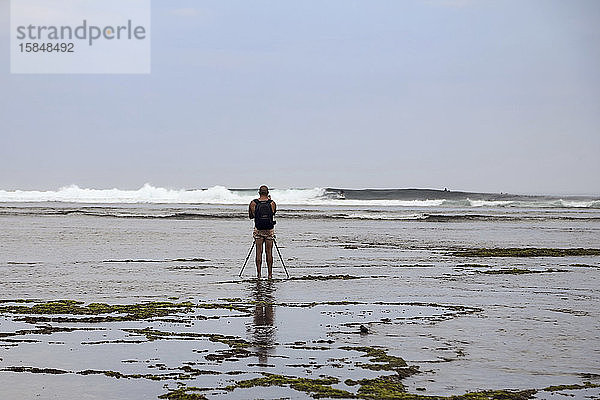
[464,198,600,209]
[342,213,429,220]
[556,199,600,208]
[0,185,598,208]
[0,184,327,205]
[467,199,515,207]
[330,199,446,207]
[0,185,448,206]
[0,184,324,204]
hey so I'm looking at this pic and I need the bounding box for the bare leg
[255,238,264,278]
[265,239,274,279]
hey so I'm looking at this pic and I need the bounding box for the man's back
[253,198,275,230]
[249,194,276,224]
[249,185,277,279]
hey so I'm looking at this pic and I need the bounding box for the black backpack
[254,199,274,230]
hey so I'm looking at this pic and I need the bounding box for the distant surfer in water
[249,185,277,279]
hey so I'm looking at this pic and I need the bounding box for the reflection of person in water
[248,280,276,365]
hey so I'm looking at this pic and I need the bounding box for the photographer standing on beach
[249,185,277,279]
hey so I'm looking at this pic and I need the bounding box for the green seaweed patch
[77,369,184,381]
[163,378,599,400]
[374,302,482,314]
[124,328,202,342]
[571,263,600,269]
[80,366,221,381]
[0,299,252,323]
[167,265,212,270]
[204,348,252,363]
[0,325,100,338]
[289,345,331,351]
[82,339,145,345]
[206,334,250,349]
[278,300,363,309]
[289,275,363,281]
[224,373,354,399]
[2,366,69,374]
[0,300,195,322]
[543,382,600,392]
[103,258,209,263]
[5,262,39,265]
[548,308,590,317]
[346,374,421,399]
[479,268,568,275]
[219,297,243,302]
[392,264,435,268]
[341,347,419,378]
[158,387,208,400]
[14,316,116,324]
[2,365,218,381]
[195,302,251,314]
[457,264,493,268]
[452,389,537,400]
[0,299,37,304]
[314,339,335,344]
[1,338,41,343]
[124,328,252,363]
[124,328,250,348]
[452,248,600,258]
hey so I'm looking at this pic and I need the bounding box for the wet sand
[0,204,599,399]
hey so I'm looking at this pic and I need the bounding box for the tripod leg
[273,239,290,279]
[239,240,255,278]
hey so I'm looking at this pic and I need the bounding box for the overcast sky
[1,0,599,194]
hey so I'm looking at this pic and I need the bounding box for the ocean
[0,186,599,399]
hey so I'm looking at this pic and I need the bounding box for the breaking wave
[0,184,598,208]
[0,184,323,205]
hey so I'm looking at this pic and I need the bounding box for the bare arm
[249,201,255,219]
[271,201,276,215]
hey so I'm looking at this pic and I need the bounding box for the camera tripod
[239,238,289,279]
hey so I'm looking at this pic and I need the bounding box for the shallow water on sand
[0,203,599,399]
